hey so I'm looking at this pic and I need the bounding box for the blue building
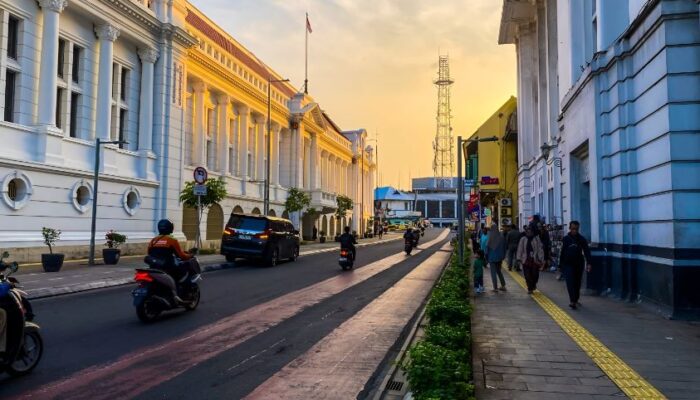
[500,0,700,318]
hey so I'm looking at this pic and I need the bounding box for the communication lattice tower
[432,55,454,188]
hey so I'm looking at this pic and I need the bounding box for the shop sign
[480,176,499,185]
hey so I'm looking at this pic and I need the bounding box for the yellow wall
[468,96,518,223]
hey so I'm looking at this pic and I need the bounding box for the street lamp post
[88,138,128,266]
[457,136,464,262]
[265,76,289,216]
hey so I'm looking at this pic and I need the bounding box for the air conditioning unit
[501,217,512,226]
[499,198,512,207]
[500,207,512,216]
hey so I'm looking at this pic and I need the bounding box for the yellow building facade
[181,3,375,241]
[466,96,518,228]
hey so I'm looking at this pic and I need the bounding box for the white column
[137,47,158,152]
[256,116,265,180]
[309,133,319,190]
[217,95,230,175]
[238,106,249,178]
[95,24,120,140]
[37,0,67,127]
[192,82,207,166]
[272,124,281,185]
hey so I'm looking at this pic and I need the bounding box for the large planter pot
[41,253,65,272]
[102,248,121,265]
[319,237,326,244]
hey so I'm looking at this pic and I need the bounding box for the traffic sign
[464,179,476,187]
[193,184,207,196]
[193,166,208,184]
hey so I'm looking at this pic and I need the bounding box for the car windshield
[227,215,267,232]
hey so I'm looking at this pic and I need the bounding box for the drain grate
[386,380,404,391]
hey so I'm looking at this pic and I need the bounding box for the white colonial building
[0,0,374,260]
[500,0,700,317]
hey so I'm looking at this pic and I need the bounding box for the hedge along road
[1,228,450,399]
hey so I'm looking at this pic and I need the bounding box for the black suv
[221,213,300,266]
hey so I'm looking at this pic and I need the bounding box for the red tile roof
[185,9,297,98]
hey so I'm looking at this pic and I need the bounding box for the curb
[26,235,404,300]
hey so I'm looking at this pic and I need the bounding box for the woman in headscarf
[485,222,507,292]
[517,225,545,294]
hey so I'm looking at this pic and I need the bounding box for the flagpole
[304,12,309,94]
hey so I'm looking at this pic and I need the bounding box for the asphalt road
[1,228,449,399]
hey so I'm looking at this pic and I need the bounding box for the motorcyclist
[403,228,415,244]
[147,219,200,297]
[339,226,357,261]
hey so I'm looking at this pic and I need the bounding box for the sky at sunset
[190,0,517,190]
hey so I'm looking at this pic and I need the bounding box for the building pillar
[255,116,265,180]
[95,24,120,140]
[272,124,281,185]
[37,0,67,127]
[137,47,158,153]
[217,95,230,175]
[238,106,249,178]
[310,133,319,190]
[192,82,207,166]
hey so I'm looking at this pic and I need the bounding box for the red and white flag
[306,13,313,33]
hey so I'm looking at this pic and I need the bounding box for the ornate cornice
[38,0,67,13]
[95,24,120,41]
[138,47,159,64]
[187,50,289,118]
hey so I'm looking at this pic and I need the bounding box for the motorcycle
[0,252,43,376]
[338,248,354,271]
[132,252,202,323]
[411,231,420,248]
[404,239,413,255]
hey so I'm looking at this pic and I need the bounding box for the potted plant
[41,227,64,272]
[319,230,327,243]
[103,230,127,265]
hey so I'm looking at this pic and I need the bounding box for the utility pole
[457,136,464,263]
[88,138,127,265]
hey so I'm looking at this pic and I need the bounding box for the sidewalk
[16,233,400,299]
[472,267,700,399]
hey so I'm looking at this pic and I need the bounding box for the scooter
[404,239,413,255]
[132,253,202,323]
[0,252,43,376]
[339,248,354,271]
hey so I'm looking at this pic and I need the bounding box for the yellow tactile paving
[506,269,667,400]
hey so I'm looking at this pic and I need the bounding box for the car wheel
[225,254,236,264]
[290,246,299,262]
[267,247,279,267]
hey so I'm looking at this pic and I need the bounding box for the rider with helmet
[338,226,357,261]
[148,219,200,290]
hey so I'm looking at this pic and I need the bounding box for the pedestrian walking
[485,223,507,292]
[505,224,521,271]
[473,249,486,293]
[480,226,489,252]
[517,226,544,293]
[559,221,592,309]
[538,222,551,272]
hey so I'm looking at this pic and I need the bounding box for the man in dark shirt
[339,226,357,261]
[559,221,592,309]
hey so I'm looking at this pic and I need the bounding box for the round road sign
[193,166,208,184]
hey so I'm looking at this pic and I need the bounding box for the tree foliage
[285,187,311,214]
[335,195,354,219]
[179,178,227,210]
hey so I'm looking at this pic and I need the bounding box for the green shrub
[405,342,474,400]
[403,249,475,399]
[425,322,470,349]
